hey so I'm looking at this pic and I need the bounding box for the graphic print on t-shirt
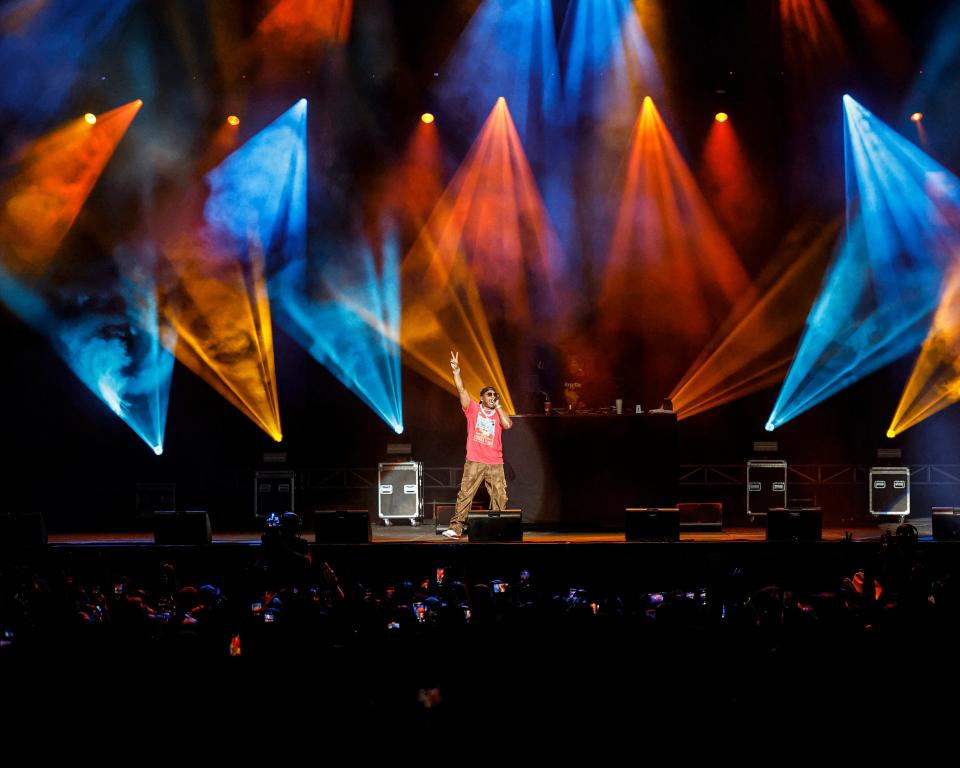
[473,410,496,446]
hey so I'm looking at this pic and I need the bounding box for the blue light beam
[558,0,663,130]
[435,0,560,159]
[203,98,308,275]
[56,263,175,454]
[0,0,134,129]
[272,231,404,434]
[158,99,308,442]
[767,96,960,430]
[0,250,175,454]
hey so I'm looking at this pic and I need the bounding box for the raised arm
[450,351,471,410]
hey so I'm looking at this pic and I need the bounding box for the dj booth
[500,412,678,528]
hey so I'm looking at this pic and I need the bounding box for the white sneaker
[442,529,461,540]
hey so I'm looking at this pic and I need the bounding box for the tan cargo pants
[449,460,508,535]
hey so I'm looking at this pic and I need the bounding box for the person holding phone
[443,351,512,540]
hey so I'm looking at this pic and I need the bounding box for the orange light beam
[0,100,142,279]
[156,101,306,441]
[671,219,841,418]
[600,96,752,394]
[701,116,764,249]
[851,0,911,82]
[257,0,352,49]
[161,234,282,440]
[780,0,849,78]
[888,264,960,436]
[378,118,444,240]
[399,97,565,412]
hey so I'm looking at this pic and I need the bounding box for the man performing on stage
[442,351,512,540]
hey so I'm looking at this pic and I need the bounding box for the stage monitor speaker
[677,502,722,530]
[313,510,371,543]
[932,508,960,541]
[433,502,485,534]
[625,508,680,541]
[153,511,212,545]
[0,512,47,547]
[766,508,821,541]
[467,510,522,542]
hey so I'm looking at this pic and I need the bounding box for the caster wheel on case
[382,519,392,526]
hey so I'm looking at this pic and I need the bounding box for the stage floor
[47,520,932,546]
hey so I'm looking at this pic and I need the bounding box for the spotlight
[910,112,923,123]
[765,421,775,432]
[227,115,240,126]
[394,425,404,434]
[84,113,97,125]
[421,112,434,124]
[886,428,896,438]
[153,445,163,456]
[715,112,729,123]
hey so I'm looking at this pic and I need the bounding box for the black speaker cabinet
[433,502,485,534]
[313,510,371,543]
[932,508,960,541]
[153,511,212,545]
[625,508,680,541]
[766,508,821,541]
[467,510,522,542]
[677,502,723,530]
[434,503,455,534]
[0,512,47,547]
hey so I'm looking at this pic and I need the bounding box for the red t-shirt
[464,400,503,464]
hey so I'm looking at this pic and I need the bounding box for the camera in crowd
[264,511,302,537]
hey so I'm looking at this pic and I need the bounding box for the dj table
[501,412,678,528]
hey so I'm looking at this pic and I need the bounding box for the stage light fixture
[84,113,97,125]
[910,112,923,123]
[886,429,896,438]
[420,112,434,124]
[715,112,728,123]
[227,115,240,126]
